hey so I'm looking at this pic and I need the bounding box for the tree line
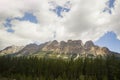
[0,55,120,80]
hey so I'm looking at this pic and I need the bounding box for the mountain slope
[41,40,111,55]
[0,40,119,58]
[0,45,24,55]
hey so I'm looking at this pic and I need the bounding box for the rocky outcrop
[65,40,84,54]
[0,45,24,55]
[16,44,39,55]
[41,40,111,56]
[15,42,49,56]
[41,40,84,54]
[84,40,94,50]
[0,40,116,57]
[42,40,59,52]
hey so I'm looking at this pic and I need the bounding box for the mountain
[0,45,24,55]
[0,40,119,59]
[40,40,113,58]
[15,42,49,56]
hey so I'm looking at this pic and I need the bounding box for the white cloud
[0,0,120,49]
[108,0,120,39]
[0,29,32,49]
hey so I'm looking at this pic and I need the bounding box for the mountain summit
[41,40,111,57]
[0,40,119,58]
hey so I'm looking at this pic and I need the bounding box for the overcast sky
[0,0,120,52]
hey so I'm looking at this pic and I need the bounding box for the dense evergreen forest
[0,55,120,80]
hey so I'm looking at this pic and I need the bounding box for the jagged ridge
[0,40,119,58]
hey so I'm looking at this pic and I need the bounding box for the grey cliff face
[0,40,117,57]
[0,46,24,55]
[84,40,94,50]
[16,44,39,55]
[41,40,111,56]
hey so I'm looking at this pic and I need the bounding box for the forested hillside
[0,56,120,80]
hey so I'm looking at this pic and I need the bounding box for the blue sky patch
[49,1,71,17]
[4,18,14,33]
[95,31,120,53]
[51,6,70,17]
[4,12,38,27]
[6,28,15,33]
[4,18,12,27]
[108,0,115,8]
[4,12,38,33]
[103,0,115,14]
[15,12,38,23]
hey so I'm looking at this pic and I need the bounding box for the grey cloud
[0,0,120,49]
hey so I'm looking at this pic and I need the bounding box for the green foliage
[0,55,120,80]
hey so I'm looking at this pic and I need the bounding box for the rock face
[41,40,111,56]
[42,40,59,52]
[42,40,84,54]
[0,40,116,57]
[84,40,94,50]
[0,46,24,55]
[16,44,39,55]
[15,42,49,56]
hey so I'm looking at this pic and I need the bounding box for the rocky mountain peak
[25,43,39,48]
[84,40,94,49]
[41,40,111,56]
[67,40,83,46]
[51,40,58,44]
[101,47,110,53]
[60,41,67,47]
[0,45,24,55]
[16,43,39,55]
[67,40,72,43]
[0,40,117,58]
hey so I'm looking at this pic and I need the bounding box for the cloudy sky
[0,0,120,53]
